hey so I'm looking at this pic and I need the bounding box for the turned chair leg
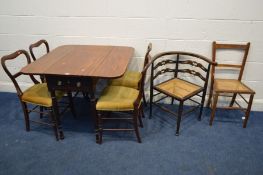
[50,90,64,140]
[21,102,30,131]
[133,109,142,143]
[138,106,144,128]
[96,112,103,144]
[138,109,143,128]
[209,93,219,126]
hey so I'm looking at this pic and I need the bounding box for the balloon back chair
[149,51,216,135]
[29,39,50,83]
[1,50,75,140]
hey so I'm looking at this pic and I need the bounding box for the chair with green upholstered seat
[1,50,75,140]
[95,47,152,144]
[29,39,76,118]
[109,43,152,106]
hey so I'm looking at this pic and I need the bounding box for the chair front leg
[206,86,213,108]
[21,101,30,131]
[133,107,142,143]
[209,93,219,126]
[243,94,254,128]
[138,105,144,128]
[198,90,207,121]
[96,111,103,144]
[176,101,184,136]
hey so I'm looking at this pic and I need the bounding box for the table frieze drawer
[46,76,92,91]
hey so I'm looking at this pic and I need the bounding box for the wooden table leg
[87,78,98,142]
[50,90,64,140]
[46,76,98,140]
[87,78,97,117]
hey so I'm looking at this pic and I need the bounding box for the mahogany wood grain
[21,45,134,78]
[20,44,134,140]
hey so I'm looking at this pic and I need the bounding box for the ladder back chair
[109,43,152,106]
[149,51,216,135]
[95,45,152,144]
[206,41,255,127]
[1,50,75,140]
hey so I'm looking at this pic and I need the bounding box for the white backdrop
[0,0,262,110]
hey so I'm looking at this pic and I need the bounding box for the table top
[21,45,134,78]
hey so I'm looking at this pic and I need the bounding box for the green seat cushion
[21,83,64,107]
[96,86,139,111]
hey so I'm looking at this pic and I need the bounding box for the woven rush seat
[214,79,254,94]
[207,41,255,128]
[154,78,203,100]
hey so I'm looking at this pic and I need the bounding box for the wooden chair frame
[149,51,216,135]
[29,39,50,83]
[1,50,75,140]
[29,39,50,61]
[95,48,152,144]
[206,41,255,127]
[141,43,152,106]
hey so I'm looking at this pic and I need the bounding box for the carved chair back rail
[149,51,216,135]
